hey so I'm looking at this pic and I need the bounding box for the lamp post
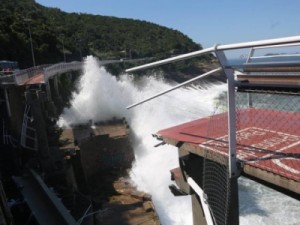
[24,18,36,67]
[76,38,83,61]
[60,35,66,62]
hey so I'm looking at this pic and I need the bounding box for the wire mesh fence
[203,158,232,225]
[201,91,236,225]
[236,90,300,182]
[198,88,300,225]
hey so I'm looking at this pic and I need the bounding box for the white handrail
[126,48,214,73]
[250,54,300,60]
[126,67,222,109]
[252,42,300,50]
[126,36,300,73]
[217,35,300,50]
[245,42,300,64]
[187,177,214,225]
[44,61,83,82]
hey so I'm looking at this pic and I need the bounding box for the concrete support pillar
[67,72,72,83]
[53,76,63,107]
[4,88,11,118]
[70,150,89,195]
[53,76,60,98]
[45,80,58,117]
[45,80,52,102]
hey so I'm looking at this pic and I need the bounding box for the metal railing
[0,74,15,85]
[44,61,83,81]
[0,57,152,86]
[20,105,37,151]
[246,42,300,63]
[126,36,300,73]
[13,65,49,85]
[125,35,300,179]
[0,62,83,86]
[124,36,300,225]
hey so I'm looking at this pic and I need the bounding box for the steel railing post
[214,47,238,178]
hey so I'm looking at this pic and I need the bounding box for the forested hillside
[0,0,214,78]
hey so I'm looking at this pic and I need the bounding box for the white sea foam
[58,56,300,225]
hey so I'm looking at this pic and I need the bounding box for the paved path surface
[158,108,300,194]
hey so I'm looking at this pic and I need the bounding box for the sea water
[58,56,300,225]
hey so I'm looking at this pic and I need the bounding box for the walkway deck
[20,73,45,85]
[157,108,300,194]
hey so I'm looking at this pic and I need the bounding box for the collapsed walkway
[13,170,77,225]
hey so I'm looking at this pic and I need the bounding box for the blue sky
[36,0,300,49]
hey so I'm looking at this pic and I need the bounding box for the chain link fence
[236,90,300,182]
[201,91,235,225]
[198,89,300,225]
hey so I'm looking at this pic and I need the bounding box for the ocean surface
[58,56,300,225]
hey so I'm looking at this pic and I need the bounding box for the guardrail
[13,65,49,85]
[0,57,150,86]
[126,36,300,73]
[124,35,300,225]
[44,61,83,82]
[125,35,300,180]
[0,62,83,85]
[246,42,300,63]
[0,67,46,85]
[0,74,15,84]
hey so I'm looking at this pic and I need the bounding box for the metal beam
[187,177,214,225]
[216,35,300,51]
[214,49,238,178]
[126,67,222,109]
[126,48,214,73]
